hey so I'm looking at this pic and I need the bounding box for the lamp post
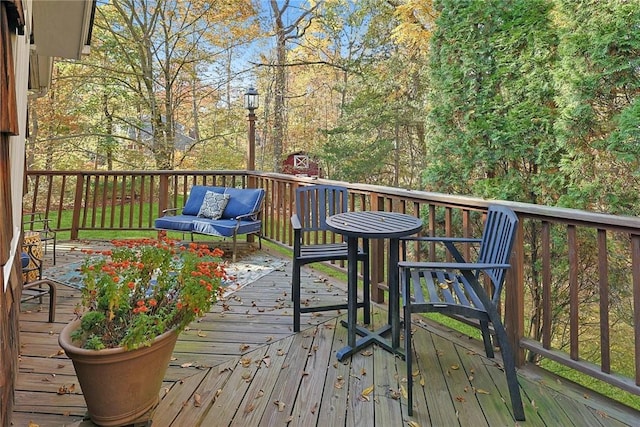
[244,87,259,172]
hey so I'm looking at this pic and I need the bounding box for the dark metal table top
[325,211,423,239]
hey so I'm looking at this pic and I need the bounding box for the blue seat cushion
[154,215,197,232]
[192,218,262,238]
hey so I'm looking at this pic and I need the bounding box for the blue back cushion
[182,186,265,219]
[222,188,265,219]
[182,186,224,216]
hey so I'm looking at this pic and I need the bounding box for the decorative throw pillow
[197,191,230,220]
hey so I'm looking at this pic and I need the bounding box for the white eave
[29,0,96,96]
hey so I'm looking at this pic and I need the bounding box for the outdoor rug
[44,253,288,299]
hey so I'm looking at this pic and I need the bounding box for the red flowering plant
[71,238,226,350]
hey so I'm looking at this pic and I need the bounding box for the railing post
[158,174,168,217]
[70,173,84,240]
[505,221,525,367]
[370,192,385,303]
[157,174,169,239]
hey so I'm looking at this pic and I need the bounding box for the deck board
[11,241,640,426]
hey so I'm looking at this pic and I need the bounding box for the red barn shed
[281,152,322,177]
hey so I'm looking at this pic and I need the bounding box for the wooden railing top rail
[253,171,640,233]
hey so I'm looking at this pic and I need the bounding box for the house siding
[0,0,31,424]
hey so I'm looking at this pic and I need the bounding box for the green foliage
[553,0,640,215]
[425,0,559,205]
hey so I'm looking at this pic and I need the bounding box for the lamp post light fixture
[244,87,259,172]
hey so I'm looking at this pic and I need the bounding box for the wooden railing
[24,169,640,402]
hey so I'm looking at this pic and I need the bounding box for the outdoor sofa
[154,185,265,261]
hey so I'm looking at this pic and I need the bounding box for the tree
[554,0,640,215]
[34,0,258,171]
[315,0,432,186]
[267,0,322,171]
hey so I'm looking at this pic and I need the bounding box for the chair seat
[408,269,488,318]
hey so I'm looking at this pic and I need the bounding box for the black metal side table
[326,211,422,361]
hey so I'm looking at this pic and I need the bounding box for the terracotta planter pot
[58,320,178,426]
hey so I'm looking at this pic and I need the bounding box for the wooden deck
[12,241,640,426]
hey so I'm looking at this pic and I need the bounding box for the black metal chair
[291,185,370,332]
[399,205,525,421]
[21,240,57,322]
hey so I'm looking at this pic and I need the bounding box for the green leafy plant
[71,238,226,350]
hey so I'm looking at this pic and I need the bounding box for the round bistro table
[326,211,423,361]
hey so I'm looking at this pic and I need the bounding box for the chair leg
[292,260,302,332]
[480,320,495,358]
[362,245,371,325]
[46,280,57,323]
[52,237,57,265]
[487,312,525,421]
[232,234,237,263]
[405,303,414,416]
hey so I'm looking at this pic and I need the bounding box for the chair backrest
[295,185,348,232]
[476,205,519,301]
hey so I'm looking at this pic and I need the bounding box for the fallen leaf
[245,402,255,413]
[194,393,202,407]
[407,422,421,427]
[401,385,408,399]
[450,364,459,370]
[476,388,490,395]
[311,402,318,413]
[240,343,250,352]
[197,330,207,337]
[57,384,76,395]
[360,384,374,401]
[181,362,193,368]
[29,421,40,427]
[360,350,373,357]
[274,400,286,412]
[262,356,271,368]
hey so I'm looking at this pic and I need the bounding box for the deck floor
[12,241,640,426]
